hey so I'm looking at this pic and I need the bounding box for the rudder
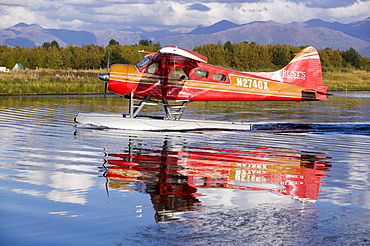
[279,46,322,89]
[249,46,330,100]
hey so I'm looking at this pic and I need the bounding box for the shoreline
[0,68,369,96]
[1,91,369,98]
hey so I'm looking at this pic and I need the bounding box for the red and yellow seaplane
[75,46,331,131]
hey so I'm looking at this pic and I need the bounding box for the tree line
[0,39,161,70]
[0,39,368,71]
[194,41,370,71]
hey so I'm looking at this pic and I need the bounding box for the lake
[0,92,369,246]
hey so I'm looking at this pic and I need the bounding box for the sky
[1,0,369,30]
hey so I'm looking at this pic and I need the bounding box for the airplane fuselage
[108,62,315,102]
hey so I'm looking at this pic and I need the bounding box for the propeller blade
[106,50,110,73]
[104,50,110,98]
[104,81,108,98]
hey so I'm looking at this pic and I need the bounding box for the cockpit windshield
[136,57,151,68]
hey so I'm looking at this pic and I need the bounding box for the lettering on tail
[282,70,306,80]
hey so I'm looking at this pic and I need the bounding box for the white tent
[12,63,25,71]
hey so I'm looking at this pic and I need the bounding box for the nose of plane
[98,73,110,97]
[98,73,109,81]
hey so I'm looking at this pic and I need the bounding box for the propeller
[98,50,110,97]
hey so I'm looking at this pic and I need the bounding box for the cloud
[328,0,370,22]
[187,3,211,12]
[0,0,369,31]
[290,0,365,8]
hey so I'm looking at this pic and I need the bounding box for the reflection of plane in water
[103,138,331,222]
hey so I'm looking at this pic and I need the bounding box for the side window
[212,73,227,82]
[194,69,209,78]
[136,57,150,68]
[169,68,189,80]
[144,63,158,74]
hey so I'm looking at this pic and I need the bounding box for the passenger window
[212,73,227,81]
[169,68,189,80]
[194,69,209,78]
[144,63,158,73]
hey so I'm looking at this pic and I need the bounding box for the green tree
[42,42,52,49]
[138,40,152,46]
[360,56,370,70]
[41,46,63,69]
[319,47,343,69]
[342,48,361,68]
[109,39,119,46]
[102,48,128,67]
[224,41,234,54]
[83,45,104,69]
[42,40,60,49]
[51,40,60,49]
[272,46,289,68]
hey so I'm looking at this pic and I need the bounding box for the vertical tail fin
[279,46,322,89]
[281,46,331,100]
[251,46,330,100]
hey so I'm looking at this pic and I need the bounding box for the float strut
[128,93,150,118]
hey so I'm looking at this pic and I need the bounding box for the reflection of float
[104,139,331,221]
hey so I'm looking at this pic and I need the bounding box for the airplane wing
[154,47,208,63]
[141,47,208,98]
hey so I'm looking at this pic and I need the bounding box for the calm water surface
[0,92,370,246]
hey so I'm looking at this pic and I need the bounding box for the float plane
[75,46,331,131]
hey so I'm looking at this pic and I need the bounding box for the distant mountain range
[1,18,369,57]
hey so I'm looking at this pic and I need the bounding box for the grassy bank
[322,70,370,91]
[0,69,104,95]
[0,68,369,96]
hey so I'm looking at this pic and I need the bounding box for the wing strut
[128,93,150,118]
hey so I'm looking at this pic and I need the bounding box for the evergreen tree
[272,46,289,68]
[108,39,120,46]
[51,41,60,49]
[42,41,60,49]
[138,40,152,46]
[224,41,234,53]
[342,48,361,68]
[42,42,52,49]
